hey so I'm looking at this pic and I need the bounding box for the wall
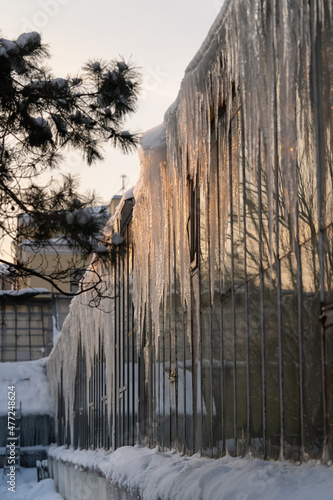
[49,456,138,500]
[47,0,333,465]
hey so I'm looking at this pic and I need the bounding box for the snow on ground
[49,444,333,500]
[0,467,63,500]
[0,359,54,416]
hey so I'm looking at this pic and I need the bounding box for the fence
[48,0,333,462]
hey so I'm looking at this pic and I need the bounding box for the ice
[128,0,333,355]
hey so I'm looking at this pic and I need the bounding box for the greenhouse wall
[47,0,333,463]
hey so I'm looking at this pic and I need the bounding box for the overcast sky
[3,0,222,202]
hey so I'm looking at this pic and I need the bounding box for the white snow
[51,78,68,89]
[140,123,166,151]
[52,316,60,347]
[120,130,131,138]
[16,32,41,50]
[95,244,108,254]
[111,232,123,246]
[0,359,54,416]
[0,468,63,500]
[124,186,135,200]
[33,117,52,135]
[48,445,333,500]
[0,288,51,297]
[0,38,18,55]
[0,264,11,277]
[117,61,128,71]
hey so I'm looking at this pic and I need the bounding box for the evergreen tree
[0,31,140,295]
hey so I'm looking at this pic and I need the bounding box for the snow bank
[0,359,54,416]
[0,468,63,500]
[48,445,333,500]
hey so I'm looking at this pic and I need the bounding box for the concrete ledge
[48,456,138,500]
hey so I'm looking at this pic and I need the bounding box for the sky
[2,0,223,204]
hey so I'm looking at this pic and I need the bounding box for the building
[14,205,110,295]
[47,0,333,495]
[0,196,124,362]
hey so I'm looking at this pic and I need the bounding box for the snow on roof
[48,444,333,500]
[0,358,54,416]
[133,123,166,203]
[140,123,166,152]
[0,288,51,298]
[124,186,135,200]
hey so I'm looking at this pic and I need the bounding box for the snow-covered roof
[0,358,54,416]
[140,123,166,152]
[0,288,51,299]
[124,186,135,200]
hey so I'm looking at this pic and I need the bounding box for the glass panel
[170,268,176,448]
[281,253,301,460]
[16,348,30,361]
[245,145,260,282]
[17,334,29,347]
[212,299,222,457]
[157,333,163,446]
[2,349,16,361]
[201,306,212,456]
[176,276,185,451]
[263,266,280,459]
[248,275,263,456]
[323,226,333,457]
[163,330,171,449]
[222,295,235,455]
[3,334,16,345]
[325,323,333,458]
[219,113,232,295]
[200,180,210,309]
[191,270,201,453]
[235,287,247,456]
[231,110,245,284]
[301,237,323,458]
[185,317,193,454]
